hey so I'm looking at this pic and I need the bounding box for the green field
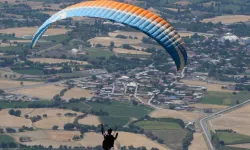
[135,120,182,130]
[200,91,250,105]
[0,135,15,143]
[85,48,114,59]
[152,130,187,150]
[0,46,24,52]
[99,116,130,127]
[88,101,153,118]
[12,68,44,75]
[217,131,250,145]
[0,34,23,40]
[222,146,250,150]
[0,101,52,109]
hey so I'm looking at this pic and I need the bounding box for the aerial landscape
[1,0,250,150]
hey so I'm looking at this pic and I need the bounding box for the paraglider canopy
[31,0,188,71]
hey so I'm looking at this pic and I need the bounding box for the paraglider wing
[31,0,187,70]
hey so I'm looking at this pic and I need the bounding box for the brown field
[9,84,64,100]
[0,79,40,90]
[78,115,100,126]
[150,109,202,122]
[26,108,81,129]
[12,130,81,148]
[109,31,146,40]
[174,0,190,6]
[62,88,94,100]
[202,15,250,24]
[189,104,228,110]
[89,37,142,47]
[0,109,32,128]
[181,80,235,93]
[0,43,17,47]
[114,48,151,55]
[167,8,185,12]
[189,133,208,150]
[209,104,250,136]
[228,143,250,149]
[28,58,88,65]
[79,132,170,150]
[0,27,70,38]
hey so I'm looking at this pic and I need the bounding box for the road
[200,99,250,150]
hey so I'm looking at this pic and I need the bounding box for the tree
[0,89,4,95]
[20,81,24,86]
[14,110,21,117]
[109,41,114,51]
[8,109,15,115]
[43,114,48,118]
[52,125,59,130]
[169,104,175,110]
[24,115,29,119]
[92,75,97,80]
[64,123,75,131]
[236,100,240,104]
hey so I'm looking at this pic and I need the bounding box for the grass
[63,102,90,111]
[0,101,52,109]
[0,46,24,52]
[200,91,250,106]
[217,131,250,145]
[88,101,154,118]
[0,135,15,143]
[43,34,70,43]
[12,68,44,75]
[99,116,130,127]
[84,48,114,59]
[135,120,182,130]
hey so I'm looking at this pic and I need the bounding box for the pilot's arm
[101,124,104,135]
[114,133,118,140]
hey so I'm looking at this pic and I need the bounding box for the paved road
[200,99,250,150]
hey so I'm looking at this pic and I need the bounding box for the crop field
[0,101,52,109]
[0,135,15,143]
[150,109,202,121]
[182,80,235,93]
[200,91,250,106]
[0,109,32,128]
[79,132,170,150]
[88,101,154,119]
[62,88,94,100]
[99,116,130,127]
[216,131,250,145]
[0,79,40,90]
[189,103,229,110]
[201,15,250,25]
[189,133,208,150]
[114,48,151,55]
[84,47,114,59]
[152,130,187,150]
[0,27,71,38]
[9,84,65,100]
[108,30,146,40]
[78,115,100,126]
[221,146,250,150]
[210,104,250,136]
[28,58,88,65]
[135,120,182,130]
[12,68,44,75]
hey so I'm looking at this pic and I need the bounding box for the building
[219,33,239,43]
[20,137,32,142]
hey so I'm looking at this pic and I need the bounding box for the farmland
[28,58,88,65]
[114,48,151,55]
[99,116,130,127]
[0,79,40,90]
[216,131,250,145]
[150,109,202,121]
[84,47,114,59]
[210,104,250,136]
[8,84,65,100]
[62,88,94,100]
[134,119,186,150]
[189,133,208,150]
[78,115,100,126]
[135,120,182,130]
[12,68,44,75]
[0,27,71,38]
[202,15,250,25]
[182,80,235,93]
[200,91,250,106]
